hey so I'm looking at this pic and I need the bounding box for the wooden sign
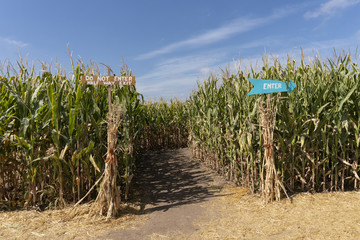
[81,75,135,85]
[247,78,296,95]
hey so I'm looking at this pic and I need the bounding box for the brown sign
[81,75,135,85]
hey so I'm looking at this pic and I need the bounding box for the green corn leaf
[69,108,75,136]
[337,83,357,112]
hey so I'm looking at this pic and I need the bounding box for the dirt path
[2,148,360,239]
[102,148,227,239]
[102,148,360,240]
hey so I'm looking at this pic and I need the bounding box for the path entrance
[103,148,226,239]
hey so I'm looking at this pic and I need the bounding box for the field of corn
[0,61,187,210]
[0,51,359,210]
[188,52,360,197]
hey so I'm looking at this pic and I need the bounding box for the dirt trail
[102,148,227,239]
[102,148,360,240]
[2,148,360,239]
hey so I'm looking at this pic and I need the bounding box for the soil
[1,148,360,239]
[102,148,227,240]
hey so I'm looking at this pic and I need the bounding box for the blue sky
[1,0,360,100]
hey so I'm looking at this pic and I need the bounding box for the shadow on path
[103,148,226,240]
[134,148,224,213]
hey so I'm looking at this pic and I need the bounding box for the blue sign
[247,79,296,95]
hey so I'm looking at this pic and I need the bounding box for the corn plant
[0,60,147,210]
[187,52,360,197]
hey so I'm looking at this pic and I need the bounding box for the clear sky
[1,0,359,100]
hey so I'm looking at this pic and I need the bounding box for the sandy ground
[1,148,360,239]
[189,187,360,240]
[0,202,147,240]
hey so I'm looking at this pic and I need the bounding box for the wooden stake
[92,65,122,218]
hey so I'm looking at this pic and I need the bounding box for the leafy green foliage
[188,53,360,193]
[1,51,359,208]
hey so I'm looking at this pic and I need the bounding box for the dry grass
[2,185,360,239]
[191,185,360,239]
[0,202,147,240]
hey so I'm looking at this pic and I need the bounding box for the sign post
[247,78,296,203]
[81,75,136,86]
[81,72,135,218]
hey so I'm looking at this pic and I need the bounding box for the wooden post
[93,66,122,218]
[247,78,294,203]
[107,68,112,147]
[107,68,112,115]
[81,69,135,217]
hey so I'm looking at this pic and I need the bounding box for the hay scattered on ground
[191,185,360,239]
[2,186,360,240]
[0,202,147,240]
[143,185,360,239]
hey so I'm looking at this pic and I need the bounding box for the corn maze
[0,52,359,212]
